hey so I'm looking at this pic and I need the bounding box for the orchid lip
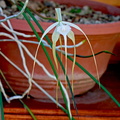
[56,24,71,36]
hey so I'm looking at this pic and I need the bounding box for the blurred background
[92,0,120,7]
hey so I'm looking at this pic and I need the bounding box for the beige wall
[92,0,120,6]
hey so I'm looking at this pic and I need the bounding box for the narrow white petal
[55,8,62,22]
[40,22,59,43]
[32,22,59,76]
[62,21,86,36]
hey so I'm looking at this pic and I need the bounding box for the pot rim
[0,18,119,35]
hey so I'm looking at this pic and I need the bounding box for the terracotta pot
[0,0,120,99]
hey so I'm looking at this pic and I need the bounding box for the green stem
[0,89,5,120]
[68,56,120,107]
[76,50,115,58]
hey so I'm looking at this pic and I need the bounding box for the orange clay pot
[0,0,120,99]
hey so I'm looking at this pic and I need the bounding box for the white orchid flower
[35,7,98,81]
[32,8,98,118]
[38,8,77,69]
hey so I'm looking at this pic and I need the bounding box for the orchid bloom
[52,17,76,69]
[37,8,98,78]
[38,8,78,68]
[33,8,98,118]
